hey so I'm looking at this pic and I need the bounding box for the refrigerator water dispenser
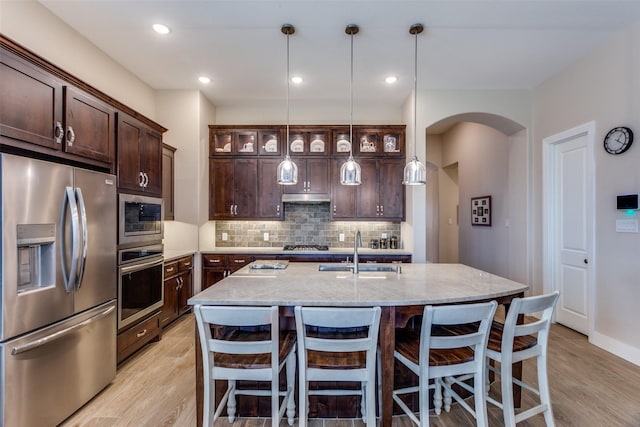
[17,224,56,293]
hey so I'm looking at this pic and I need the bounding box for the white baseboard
[589,331,640,367]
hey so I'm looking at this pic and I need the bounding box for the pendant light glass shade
[277,155,298,185]
[340,24,361,186]
[340,155,362,185]
[402,156,427,185]
[403,23,427,186]
[277,24,298,185]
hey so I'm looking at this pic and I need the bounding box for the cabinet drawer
[203,254,226,267]
[227,255,252,269]
[117,312,160,363]
[164,261,179,277]
[178,256,193,272]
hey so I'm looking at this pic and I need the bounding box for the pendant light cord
[286,30,291,157]
[349,30,354,157]
[413,27,418,161]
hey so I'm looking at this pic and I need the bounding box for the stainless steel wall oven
[117,244,164,331]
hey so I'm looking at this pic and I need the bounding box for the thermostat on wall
[617,194,639,210]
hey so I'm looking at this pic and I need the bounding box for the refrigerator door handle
[75,187,88,289]
[60,186,80,292]
[10,305,116,356]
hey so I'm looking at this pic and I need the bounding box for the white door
[543,122,594,335]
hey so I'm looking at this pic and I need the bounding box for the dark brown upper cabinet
[162,143,176,220]
[210,129,257,156]
[117,112,163,197]
[209,158,258,219]
[355,127,405,157]
[258,130,282,156]
[1,45,115,170]
[288,128,329,156]
[331,127,353,156]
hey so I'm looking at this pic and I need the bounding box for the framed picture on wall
[471,195,492,226]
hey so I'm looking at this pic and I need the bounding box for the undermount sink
[318,264,398,273]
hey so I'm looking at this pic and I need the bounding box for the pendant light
[403,23,427,186]
[277,24,299,185]
[340,24,361,186]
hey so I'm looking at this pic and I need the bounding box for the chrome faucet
[353,229,362,275]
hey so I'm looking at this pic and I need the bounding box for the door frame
[542,120,596,335]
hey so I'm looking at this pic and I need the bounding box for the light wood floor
[61,313,640,427]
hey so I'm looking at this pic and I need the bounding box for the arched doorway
[425,113,528,283]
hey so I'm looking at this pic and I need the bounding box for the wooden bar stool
[193,305,296,427]
[294,306,381,427]
[393,301,498,427]
[485,291,560,426]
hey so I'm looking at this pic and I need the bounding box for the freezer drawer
[0,300,116,427]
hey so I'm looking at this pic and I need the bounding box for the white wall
[214,99,401,126]
[414,90,532,264]
[533,22,640,363]
[0,1,156,119]
[440,123,510,276]
[156,90,204,253]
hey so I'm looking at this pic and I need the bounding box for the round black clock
[604,126,633,154]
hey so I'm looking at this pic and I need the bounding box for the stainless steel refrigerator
[0,153,117,426]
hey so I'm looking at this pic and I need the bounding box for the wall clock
[603,126,633,154]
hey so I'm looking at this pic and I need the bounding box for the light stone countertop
[188,262,528,307]
[164,249,196,262]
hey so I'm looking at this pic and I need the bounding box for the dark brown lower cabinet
[117,312,161,364]
[160,255,194,329]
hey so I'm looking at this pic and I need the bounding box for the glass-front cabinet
[211,129,281,156]
[355,128,404,156]
[288,128,328,156]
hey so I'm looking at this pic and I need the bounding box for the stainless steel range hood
[282,193,331,204]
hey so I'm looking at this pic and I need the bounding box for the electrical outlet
[339,233,345,242]
[222,232,228,241]
[263,232,269,241]
[381,232,388,239]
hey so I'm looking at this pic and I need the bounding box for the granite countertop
[164,249,197,262]
[188,262,528,307]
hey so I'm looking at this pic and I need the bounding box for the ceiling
[39,0,640,112]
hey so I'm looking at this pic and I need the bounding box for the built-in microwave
[118,193,164,246]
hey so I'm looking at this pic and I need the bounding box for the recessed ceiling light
[152,24,171,35]
[198,76,211,84]
[291,76,303,84]
[385,76,398,84]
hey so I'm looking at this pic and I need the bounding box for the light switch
[222,232,228,241]
[339,233,345,242]
[263,232,269,241]
[616,219,638,233]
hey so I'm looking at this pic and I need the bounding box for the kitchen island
[188,262,528,427]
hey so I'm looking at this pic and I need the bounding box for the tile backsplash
[215,203,401,248]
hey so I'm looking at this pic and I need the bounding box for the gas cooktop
[283,244,329,251]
